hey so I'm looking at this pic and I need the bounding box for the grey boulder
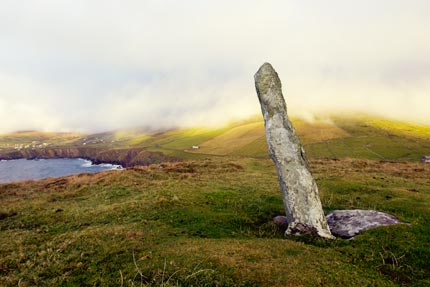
[273,209,403,239]
[326,209,403,239]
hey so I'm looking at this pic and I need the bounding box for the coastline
[0,147,180,168]
[0,158,122,184]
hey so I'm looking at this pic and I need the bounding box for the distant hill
[1,114,429,163]
[121,114,430,162]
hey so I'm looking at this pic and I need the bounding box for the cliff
[0,147,179,167]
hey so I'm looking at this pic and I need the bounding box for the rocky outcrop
[0,147,179,167]
[255,63,334,239]
[326,210,403,239]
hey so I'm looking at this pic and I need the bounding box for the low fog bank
[1,67,428,134]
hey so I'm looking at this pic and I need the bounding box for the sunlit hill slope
[1,114,428,163]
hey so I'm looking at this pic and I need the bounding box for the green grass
[358,114,430,139]
[303,115,430,161]
[133,127,230,150]
[1,157,430,286]
[191,122,264,155]
[1,114,430,286]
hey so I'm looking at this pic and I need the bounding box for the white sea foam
[79,159,93,168]
[101,163,123,170]
[99,163,112,168]
[79,159,122,170]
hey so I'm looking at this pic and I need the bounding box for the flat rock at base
[273,210,403,239]
[326,209,403,239]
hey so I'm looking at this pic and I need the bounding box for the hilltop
[1,114,430,286]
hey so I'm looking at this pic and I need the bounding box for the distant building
[192,145,200,150]
[14,144,23,150]
[422,156,430,163]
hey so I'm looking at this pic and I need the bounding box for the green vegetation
[1,114,429,162]
[1,158,429,286]
[0,131,82,149]
[191,122,264,155]
[1,114,430,286]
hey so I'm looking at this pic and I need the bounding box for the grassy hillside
[1,114,430,286]
[191,121,264,156]
[1,157,429,286]
[184,115,428,161]
[2,114,429,162]
[307,115,430,161]
[0,131,82,150]
[130,114,430,161]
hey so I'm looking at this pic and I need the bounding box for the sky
[0,0,429,133]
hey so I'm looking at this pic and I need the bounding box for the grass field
[1,157,429,286]
[1,114,430,286]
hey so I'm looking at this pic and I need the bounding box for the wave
[79,159,122,170]
[103,164,123,170]
[79,159,94,168]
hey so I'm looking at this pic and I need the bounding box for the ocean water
[0,158,122,183]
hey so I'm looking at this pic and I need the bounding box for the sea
[0,158,122,184]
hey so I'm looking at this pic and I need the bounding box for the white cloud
[0,73,65,132]
[0,0,429,133]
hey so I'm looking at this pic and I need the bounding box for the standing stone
[255,63,334,239]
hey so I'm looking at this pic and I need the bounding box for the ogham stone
[255,63,334,239]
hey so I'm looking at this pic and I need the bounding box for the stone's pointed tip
[260,62,273,69]
[256,62,275,76]
[254,62,283,106]
[254,62,280,89]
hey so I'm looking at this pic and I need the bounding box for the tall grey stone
[255,63,334,239]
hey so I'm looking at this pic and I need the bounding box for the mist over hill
[1,114,429,165]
